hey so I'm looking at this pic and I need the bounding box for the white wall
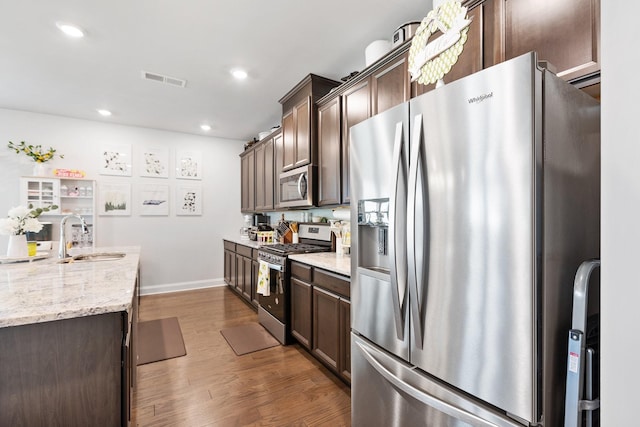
[0,109,245,294]
[601,3,640,425]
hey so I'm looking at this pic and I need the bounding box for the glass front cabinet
[21,177,60,212]
[20,177,97,251]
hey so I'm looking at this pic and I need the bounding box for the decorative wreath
[408,1,471,86]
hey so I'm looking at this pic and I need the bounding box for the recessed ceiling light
[56,22,85,38]
[97,109,112,117]
[200,124,211,131]
[231,69,248,80]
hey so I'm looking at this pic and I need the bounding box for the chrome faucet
[58,214,88,259]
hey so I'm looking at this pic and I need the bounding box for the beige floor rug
[220,323,280,356]
[137,317,187,365]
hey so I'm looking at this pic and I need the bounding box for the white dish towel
[257,260,270,296]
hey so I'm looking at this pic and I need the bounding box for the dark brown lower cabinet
[290,277,313,349]
[235,244,252,300]
[235,253,244,294]
[223,240,258,309]
[0,271,139,427]
[312,287,351,384]
[339,298,351,382]
[240,255,252,300]
[0,312,134,426]
[224,249,234,285]
[313,286,341,371]
[223,240,236,288]
[290,261,351,385]
[252,256,259,307]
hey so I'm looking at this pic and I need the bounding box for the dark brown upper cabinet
[240,147,255,213]
[340,80,372,205]
[281,98,310,170]
[273,131,284,210]
[504,0,600,84]
[279,74,341,172]
[372,53,411,115]
[317,96,343,206]
[254,131,278,212]
[268,0,601,210]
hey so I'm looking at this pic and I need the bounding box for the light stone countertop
[223,238,351,277]
[289,252,351,277]
[223,237,261,249]
[0,246,140,328]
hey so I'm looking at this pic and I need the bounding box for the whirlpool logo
[468,92,493,104]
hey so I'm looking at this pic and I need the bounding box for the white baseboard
[140,277,226,296]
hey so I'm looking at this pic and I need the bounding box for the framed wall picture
[98,182,131,216]
[139,184,169,216]
[175,150,202,180]
[139,146,169,178]
[176,184,202,215]
[100,143,132,176]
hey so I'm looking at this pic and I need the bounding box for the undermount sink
[59,252,126,263]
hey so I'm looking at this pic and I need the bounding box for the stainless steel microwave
[279,164,315,208]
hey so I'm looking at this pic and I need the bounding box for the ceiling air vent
[141,71,187,88]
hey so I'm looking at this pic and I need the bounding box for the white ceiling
[1,0,431,142]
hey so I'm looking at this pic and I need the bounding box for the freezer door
[352,334,524,427]
[409,53,541,423]
[350,103,410,361]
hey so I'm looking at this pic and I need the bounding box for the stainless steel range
[257,223,332,344]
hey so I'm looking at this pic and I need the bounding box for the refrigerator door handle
[356,341,515,427]
[408,113,424,348]
[389,121,407,340]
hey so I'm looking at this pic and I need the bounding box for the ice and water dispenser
[357,198,390,273]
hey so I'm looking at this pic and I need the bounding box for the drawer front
[291,261,313,282]
[252,249,259,260]
[223,240,236,251]
[314,268,350,299]
[236,244,253,258]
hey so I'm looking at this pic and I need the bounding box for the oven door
[258,261,286,323]
[279,165,315,208]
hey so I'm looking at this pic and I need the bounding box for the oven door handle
[262,261,283,272]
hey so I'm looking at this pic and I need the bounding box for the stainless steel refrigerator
[349,52,600,427]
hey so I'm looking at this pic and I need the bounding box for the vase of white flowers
[6,234,28,258]
[0,205,57,257]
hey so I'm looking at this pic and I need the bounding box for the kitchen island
[0,246,140,427]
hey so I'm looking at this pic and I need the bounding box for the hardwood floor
[132,286,351,426]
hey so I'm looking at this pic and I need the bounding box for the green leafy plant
[8,140,64,163]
